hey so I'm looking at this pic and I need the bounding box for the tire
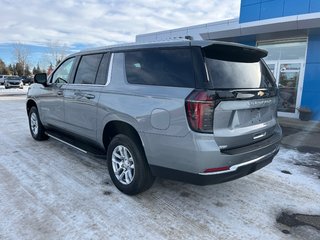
[107,134,155,195]
[28,107,49,141]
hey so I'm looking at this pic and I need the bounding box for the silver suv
[26,40,282,195]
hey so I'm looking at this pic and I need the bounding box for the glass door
[266,61,305,118]
[266,61,278,78]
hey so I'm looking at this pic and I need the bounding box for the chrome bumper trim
[199,147,279,176]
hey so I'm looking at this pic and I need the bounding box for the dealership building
[136,0,320,121]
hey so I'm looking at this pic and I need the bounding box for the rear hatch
[197,43,278,150]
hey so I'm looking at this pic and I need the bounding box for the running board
[46,130,107,158]
[47,133,88,154]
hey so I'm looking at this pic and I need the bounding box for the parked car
[26,40,282,195]
[0,74,10,85]
[4,76,23,89]
[22,76,34,85]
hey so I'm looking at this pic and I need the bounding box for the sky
[0,0,240,68]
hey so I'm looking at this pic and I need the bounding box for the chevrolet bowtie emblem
[257,91,265,97]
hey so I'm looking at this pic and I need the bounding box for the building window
[258,40,307,61]
[258,40,307,116]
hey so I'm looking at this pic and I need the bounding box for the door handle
[83,93,95,99]
[57,90,63,96]
[73,91,95,99]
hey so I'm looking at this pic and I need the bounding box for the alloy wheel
[112,145,135,185]
[30,112,39,136]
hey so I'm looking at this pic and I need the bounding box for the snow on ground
[0,85,28,95]
[0,96,319,240]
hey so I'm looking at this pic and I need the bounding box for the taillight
[185,90,215,133]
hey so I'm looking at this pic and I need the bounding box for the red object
[203,166,230,173]
[47,66,54,75]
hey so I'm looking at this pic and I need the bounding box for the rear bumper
[145,123,282,184]
[150,147,279,185]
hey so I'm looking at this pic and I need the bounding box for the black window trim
[95,52,111,86]
[72,53,106,85]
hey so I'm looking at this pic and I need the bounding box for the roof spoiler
[202,42,268,63]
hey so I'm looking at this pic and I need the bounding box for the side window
[95,53,110,85]
[52,57,75,84]
[124,48,195,88]
[74,54,103,84]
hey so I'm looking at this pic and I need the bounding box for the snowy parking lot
[0,95,319,240]
[0,85,28,95]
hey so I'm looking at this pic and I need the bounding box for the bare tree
[12,42,30,76]
[47,41,68,67]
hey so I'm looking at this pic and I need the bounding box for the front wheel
[107,134,154,195]
[28,107,49,141]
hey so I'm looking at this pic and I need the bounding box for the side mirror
[34,73,47,86]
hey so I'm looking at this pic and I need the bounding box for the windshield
[205,58,275,89]
[7,76,21,80]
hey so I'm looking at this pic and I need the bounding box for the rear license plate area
[250,108,262,124]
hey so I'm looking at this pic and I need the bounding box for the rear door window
[74,54,103,84]
[125,48,195,88]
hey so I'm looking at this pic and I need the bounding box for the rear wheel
[28,107,49,141]
[107,134,154,195]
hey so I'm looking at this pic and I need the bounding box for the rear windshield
[205,58,275,89]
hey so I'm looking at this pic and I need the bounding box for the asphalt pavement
[279,117,320,153]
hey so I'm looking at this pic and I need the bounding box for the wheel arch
[102,120,145,156]
[26,99,37,115]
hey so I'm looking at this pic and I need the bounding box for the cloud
[0,0,240,47]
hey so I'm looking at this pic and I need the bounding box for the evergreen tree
[32,63,42,75]
[15,62,24,76]
[0,59,9,74]
[36,63,41,73]
[8,64,14,75]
